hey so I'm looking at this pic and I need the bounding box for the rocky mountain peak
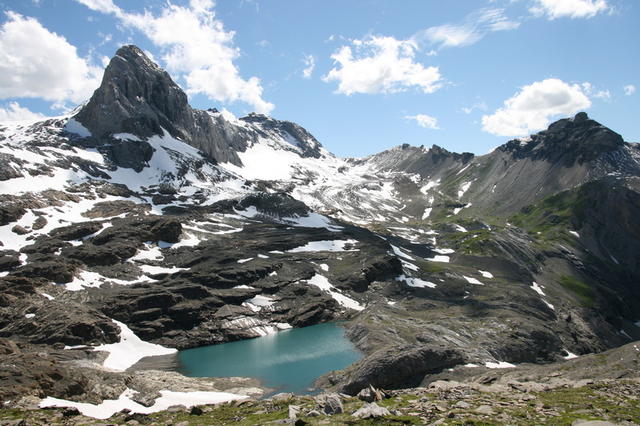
[500,112,625,164]
[73,45,253,166]
[240,113,323,159]
[74,45,190,140]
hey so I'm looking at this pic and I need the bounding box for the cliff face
[74,45,250,166]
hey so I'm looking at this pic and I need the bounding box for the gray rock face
[240,113,323,158]
[321,393,344,415]
[501,112,625,165]
[74,45,250,166]
[352,402,391,419]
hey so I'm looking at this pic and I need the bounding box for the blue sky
[0,0,638,157]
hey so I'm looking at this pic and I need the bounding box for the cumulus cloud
[530,0,609,19]
[74,0,274,114]
[323,36,442,95]
[0,102,46,122]
[0,12,102,104]
[624,84,636,96]
[405,114,440,129]
[302,54,315,79]
[482,78,592,137]
[414,8,520,49]
[323,8,520,96]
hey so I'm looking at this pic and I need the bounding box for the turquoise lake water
[176,323,361,395]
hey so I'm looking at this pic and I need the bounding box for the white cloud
[75,0,121,14]
[0,102,46,122]
[624,84,636,96]
[581,82,611,100]
[302,54,315,79]
[482,78,592,137]
[323,36,442,95]
[414,8,520,49]
[530,0,609,19]
[462,101,488,114]
[405,114,440,129]
[74,0,274,114]
[0,12,102,104]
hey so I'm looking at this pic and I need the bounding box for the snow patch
[463,276,484,285]
[306,274,364,311]
[95,320,176,371]
[287,239,359,253]
[40,388,247,420]
[396,274,436,289]
[479,270,493,279]
[531,281,546,296]
[64,118,91,137]
[485,361,515,369]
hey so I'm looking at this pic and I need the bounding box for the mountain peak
[73,45,252,166]
[500,113,624,164]
[74,44,189,141]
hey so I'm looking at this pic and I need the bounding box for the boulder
[352,402,391,419]
[321,393,343,415]
[356,385,385,402]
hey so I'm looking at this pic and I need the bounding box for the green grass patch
[558,275,596,308]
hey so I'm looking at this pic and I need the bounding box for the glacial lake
[175,322,361,395]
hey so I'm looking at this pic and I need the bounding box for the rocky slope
[0,44,638,420]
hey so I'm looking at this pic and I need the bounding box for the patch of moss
[558,275,596,308]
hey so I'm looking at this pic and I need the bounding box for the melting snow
[287,239,359,253]
[485,361,516,369]
[453,224,468,233]
[40,388,247,420]
[479,270,493,279]
[422,207,432,220]
[426,254,450,263]
[64,118,91,137]
[391,245,414,260]
[237,257,254,264]
[463,276,484,285]
[95,320,177,371]
[243,295,275,312]
[531,282,546,296]
[563,350,579,360]
[138,265,186,275]
[569,231,580,238]
[458,181,472,198]
[306,274,364,311]
[396,274,436,289]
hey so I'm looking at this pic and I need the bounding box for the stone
[306,410,321,417]
[352,402,391,419]
[288,404,300,419]
[357,384,384,402]
[322,393,343,415]
[190,405,204,416]
[11,225,29,235]
[474,405,494,415]
[454,401,471,409]
[271,393,295,401]
[62,407,81,417]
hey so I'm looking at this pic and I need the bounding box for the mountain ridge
[0,44,638,421]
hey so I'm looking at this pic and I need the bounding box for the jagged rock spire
[74,45,249,165]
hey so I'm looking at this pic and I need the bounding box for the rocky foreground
[1,378,638,425]
[1,341,639,425]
